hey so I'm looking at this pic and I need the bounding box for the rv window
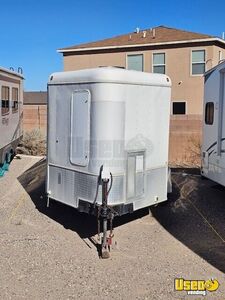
[1,86,10,116]
[172,102,186,115]
[12,87,19,113]
[205,102,214,125]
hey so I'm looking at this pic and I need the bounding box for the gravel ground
[0,156,224,299]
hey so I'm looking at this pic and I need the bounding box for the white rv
[47,67,171,256]
[202,61,225,185]
[0,67,23,177]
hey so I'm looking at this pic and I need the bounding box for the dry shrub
[17,129,46,156]
[183,135,201,167]
[169,135,201,168]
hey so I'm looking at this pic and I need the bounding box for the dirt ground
[0,156,225,300]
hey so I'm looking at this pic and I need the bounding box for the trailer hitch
[92,165,117,258]
[96,171,117,258]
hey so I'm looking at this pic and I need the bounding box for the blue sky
[0,0,225,91]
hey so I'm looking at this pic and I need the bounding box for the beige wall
[166,46,205,115]
[64,44,225,115]
[212,45,225,66]
[64,52,126,70]
[23,105,47,135]
[169,115,202,166]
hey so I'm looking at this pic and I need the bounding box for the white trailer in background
[47,67,171,257]
[0,67,23,177]
[202,61,225,185]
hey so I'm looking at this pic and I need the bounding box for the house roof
[58,26,225,53]
[23,91,47,105]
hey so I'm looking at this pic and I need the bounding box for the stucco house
[57,26,225,164]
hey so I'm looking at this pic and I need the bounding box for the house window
[1,86,10,116]
[172,102,186,115]
[192,50,205,75]
[153,53,165,74]
[127,54,143,71]
[205,102,214,125]
[12,87,19,113]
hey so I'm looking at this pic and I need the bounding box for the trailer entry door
[70,90,91,166]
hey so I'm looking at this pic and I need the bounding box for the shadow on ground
[18,159,225,272]
[18,158,149,240]
[151,171,225,274]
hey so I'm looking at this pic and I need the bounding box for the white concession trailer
[202,61,225,186]
[47,67,171,256]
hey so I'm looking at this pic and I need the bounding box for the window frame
[152,52,166,74]
[172,101,187,115]
[1,86,10,116]
[126,53,144,72]
[12,87,19,114]
[126,150,145,200]
[205,102,214,125]
[191,49,206,76]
